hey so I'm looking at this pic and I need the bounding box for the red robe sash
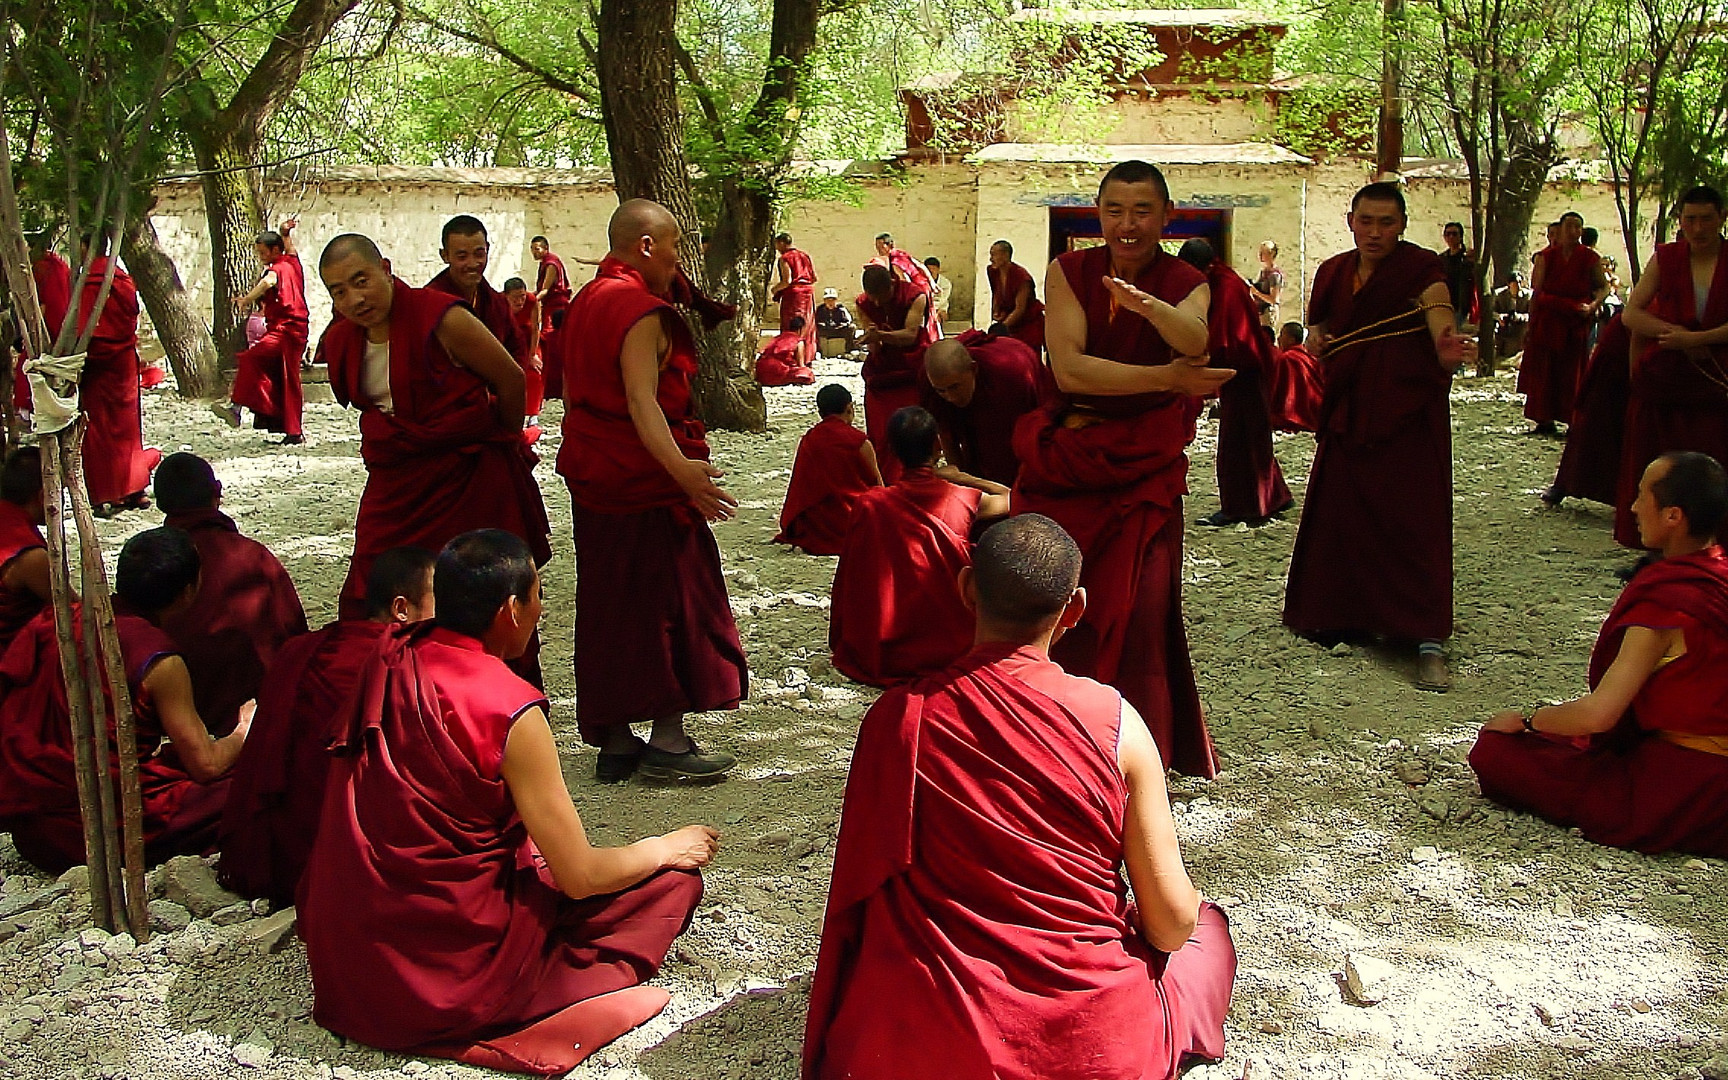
[1267,345,1324,432]
[754,331,815,386]
[0,501,46,655]
[76,257,159,505]
[775,416,877,555]
[1520,243,1602,423]
[804,643,1234,1080]
[923,330,1046,488]
[317,277,551,617]
[1205,261,1290,520]
[988,260,1046,350]
[829,468,980,687]
[1552,313,1631,505]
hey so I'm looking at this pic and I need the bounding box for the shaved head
[320,233,384,272]
[923,339,975,379]
[972,515,1082,629]
[608,199,678,252]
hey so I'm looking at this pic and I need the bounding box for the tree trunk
[697,176,772,431]
[120,211,223,398]
[191,133,267,373]
[1376,0,1405,177]
[1486,121,1556,289]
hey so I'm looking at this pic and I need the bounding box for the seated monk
[755,316,817,386]
[0,527,251,874]
[1471,451,1728,858]
[830,406,1008,687]
[0,447,52,656]
[922,331,1047,493]
[155,453,308,733]
[217,546,435,907]
[300,530,715,1074]
[1268,322,1324,433]
[804,514,1236,1080]
[775,384,882,555]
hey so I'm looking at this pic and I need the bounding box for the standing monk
[532,235,573,400]
[922,332,1046,492]
[504,277,544,425]
[75,232,162,515]
[872,233,943,341]
[857,264,937,484]
[987,239,1046,351]
[426,216,526,368]
[1012,160,1231,778]
[1615,185,1728,550]
[1544,312,1632,508]
[314,234,551,628]
[1282,183,1474,692]
[225,220,309,443]
[772,232,819,360]
[559,199,746,784]
[1520,211,1609,435]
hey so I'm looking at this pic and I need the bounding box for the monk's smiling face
[1346,198,1405,262]
[322,250,395,333]
[531,238,549,260]
[989,242,1011,271]
[439,228,490,295]
[1097,179,1169,273]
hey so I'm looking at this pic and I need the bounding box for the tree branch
[407,3,599,108]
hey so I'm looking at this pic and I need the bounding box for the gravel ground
[0,360,1723,1080]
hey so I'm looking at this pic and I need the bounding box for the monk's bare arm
[871,295,928,348]
[1484,626,1674,737]
[1118,701,1201,952]
[1419,281,1475,371]
[233,270,277,309]
[1004,279,1033,329]
[278,219,298,258]
[859,441,885,487]
[146,657,249,783]
[1530,252,1547,294]
[435,307,525,431]
[1101,278,1210,357]
[1589,262,1611,312]
[621,314,737,521]
[1044,265,1232,398]
[4,548,53,604]
[526,308,541,358]
[503,708,717,899]
[771,255,790,299]
[976,491,1011,520]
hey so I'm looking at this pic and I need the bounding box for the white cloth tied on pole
[22,352,86,435]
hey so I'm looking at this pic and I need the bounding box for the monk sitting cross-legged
[0,528,252,874]
[155,452,308,734]
[1471,452,1728,858]
[300,530,715,1075]
[217,545,434,908]
[0,447,53,656]
[775,384,883,556]
[830,406,1009,688]
[804,514,1237,1080]
[755,316,817,386]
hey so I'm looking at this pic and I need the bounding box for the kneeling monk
[218,546,435,907]
[300,531,715,1075]
[0,528,251,873]
[805,515,1236,1080]
[1471,452,1728,858]
[755,316,816,386]
[775,384,883,555]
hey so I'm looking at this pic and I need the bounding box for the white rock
[1341,953,1397,1006]
[77,927,110,948]
[232,1041,272,1067]
[1410,846,1440,864]
[99,933,136,961]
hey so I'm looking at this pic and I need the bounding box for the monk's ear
[957,566,978,613]
[389,594,413,623]
[381,257,393,277]
[1059,588,1086,631]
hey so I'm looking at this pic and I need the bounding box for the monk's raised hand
[662,825,721,869]
[1103,276,1160,321]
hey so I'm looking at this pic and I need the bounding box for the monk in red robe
[0,448,51,656]
[805,514,1235,1080]
[1520,211,1609,434]
[0,527,251,873]
[922,331,1045,493]
[1268,321,1324,433]
[1615,185,1728,550]
[1472,452,1728,857]
[772,232,819,359]
[1544,312,1631,508]
[505,276,544,423]
[75,233,162,514]
[775,384,883,555]
[831,407,1008,687]
[532,235,573,400]
[314,233,550,631]
[1283,183,1474,693]
[871,233,944,342]
[153,452,307,734]
[987,239,1046,351]
[1178,239,1292,526]
[755,316,816,386]
[218,546,434,907]
[17,234,73,415]
[300,530,714,1074]
[226,219,309,443]
[857,264,938,484]
[560,200,746,783]
[1012,161,1229,778]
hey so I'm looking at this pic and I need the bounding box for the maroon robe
[1614,240,1728,548]
[559,257,747,745]
[1267,344,1324,433]
[0,502,46,656]
[988,260,1046,351]
[318,278,552,620]
[804,644,1235,1080]
[75,257,160,505]
[16,253,73,412]
[160,506,308,734]
[218,619,385,906]
[536,252,573,400]
[755,331,815,386]
[829,468,981,687]
[300,623,702,1073]
[0,607,225,873]
[923,329,1045,488]
[1520,243,1601,424]
[779,248,818,356]
[857,281,940,484]
[775,415,878,555]
[885,248,944,340]
[426,268,527,368]
[514,294,544,416]
[1471,546,1728,857]
[1011,244,1217,779]
[232,252,309,437]
[1204,260,1291,521]
[1284,241,1453,643]
[1551,313,1631,505]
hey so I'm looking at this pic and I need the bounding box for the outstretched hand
[673,458,738,523]
[1436,325,1477,372]
[1163,353,1235,397]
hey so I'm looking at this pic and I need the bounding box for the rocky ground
[0,358,1724,1080]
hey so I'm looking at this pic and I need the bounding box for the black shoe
[639,740,736,781]
[1530,421,1559,436]
[1540,485,1564,507]
[278,435,305,446]
[595,737,646,784]
[1197,510,1237,527]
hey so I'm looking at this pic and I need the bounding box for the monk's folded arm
[146,656,246,783]
[435,307,525,431]
[1622,254,1677,338]
[1523,626,1674,738]
[1148,282,1211,357]
[1043,267,1184,397]
[502,708,677,899]
[1118,702,1200,953]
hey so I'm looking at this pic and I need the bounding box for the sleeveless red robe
[233,252,309,437]
[857,280,940,484]
[923,330,1046,488]
[1205,260,1291,521]
[780,248,818,356]
[805,643,1235,1080]
[1011,245,1217,779]
[775,415,878,555]
[1520,243,1601,424]
[1284,241,1453,643]
[1551,313,1631,505]
[513,293,544,416]
[75,258,160,505]
[988,260,1046,350]
[755,331,815,386]
[536,252,572,400]
[0,501,46,656]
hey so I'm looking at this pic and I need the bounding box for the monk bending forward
[1471,452,1728,859]
[300,530,715,1075]
[804,514,1236,1080]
